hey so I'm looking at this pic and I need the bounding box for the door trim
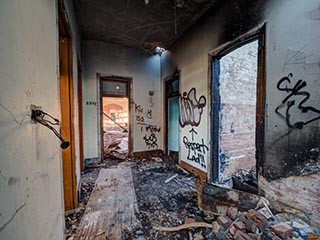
[164,72,180,155]
[98,75,133,159]
[59,0,77,210]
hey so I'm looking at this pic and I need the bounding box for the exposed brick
[271,222,293,239]
[217,216,231,228]
[234,230,254,240]
[227,207,238,220]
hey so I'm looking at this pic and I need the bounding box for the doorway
[165,74,179,161]
[211,30,266,184]
[100,78,131,160]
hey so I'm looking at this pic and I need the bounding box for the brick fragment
[246,209,268,231]
[245,219,259,233]
[211,221,224,238]
[217,216,231,228]
[248,233,261,240]
[271,222,293,239]
[229,225,237,235]
[234,230,254,240]
[234,221,246,230]
[184,218,195,224]
[239,213,247,222]
[227,207,238,220]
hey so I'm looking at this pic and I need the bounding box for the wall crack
[0,103,29,126]
[0,202,29,232]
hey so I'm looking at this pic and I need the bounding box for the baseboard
[133,149,164,158]
[179,160,207,181]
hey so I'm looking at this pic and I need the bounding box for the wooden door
[59,37,76,210]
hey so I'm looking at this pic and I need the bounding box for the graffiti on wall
[179,88,206,127]
[135,103,160,149]
[182,128,208,169]
[135,104,152,123]
[143,133,158,149]
[275,73,320,129]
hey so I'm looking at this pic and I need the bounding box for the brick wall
[219,40,258,181]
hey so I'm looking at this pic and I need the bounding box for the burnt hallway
[0,0,320,239]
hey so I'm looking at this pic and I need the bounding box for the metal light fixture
[31,105,70,149]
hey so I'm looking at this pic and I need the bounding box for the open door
[165,74,179,161]
[59,2,76,210]
[100,77,131,160]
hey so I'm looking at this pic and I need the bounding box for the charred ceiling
[76,0,218,52]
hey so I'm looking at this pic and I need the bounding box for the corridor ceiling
[75,0,217,52]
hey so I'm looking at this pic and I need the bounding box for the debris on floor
[196,178,320,240]
[75,167,140,240]
[66,155,320,240]
[65,167,100,238]
[104,126,128,160]
[232,167,258,195]
[132,157,209,239]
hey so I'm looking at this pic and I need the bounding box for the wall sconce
[31,105,70,149]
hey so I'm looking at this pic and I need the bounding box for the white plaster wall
[0,0,64,239]
[264,0,320,177]
[161,12,221,173]
[83,40,162,159]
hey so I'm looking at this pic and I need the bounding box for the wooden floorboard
[75,166,140,240]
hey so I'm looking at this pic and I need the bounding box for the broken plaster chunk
[271,222,293,239]
[194,233,204,240]
[258,207,273,220]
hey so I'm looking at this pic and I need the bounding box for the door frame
[164,72,180,156]
[98,75,133,159]
[208,25,266,182]
[77,60,84,171]
[58,0,77,210]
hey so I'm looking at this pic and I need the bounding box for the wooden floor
[75,166,140,240]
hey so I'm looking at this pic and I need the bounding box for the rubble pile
[66,155,319,240]
[103,126,128,160]
[208,201,320,240]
